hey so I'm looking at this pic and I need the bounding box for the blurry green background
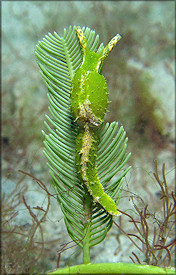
[2,1,175,274]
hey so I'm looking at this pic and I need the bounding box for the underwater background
[2,1,175,273]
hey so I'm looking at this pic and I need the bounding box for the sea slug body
[71,27,122,216]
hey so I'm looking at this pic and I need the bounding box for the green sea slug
[71,27,122,216]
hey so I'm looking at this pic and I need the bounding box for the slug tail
[76,123,120,216]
